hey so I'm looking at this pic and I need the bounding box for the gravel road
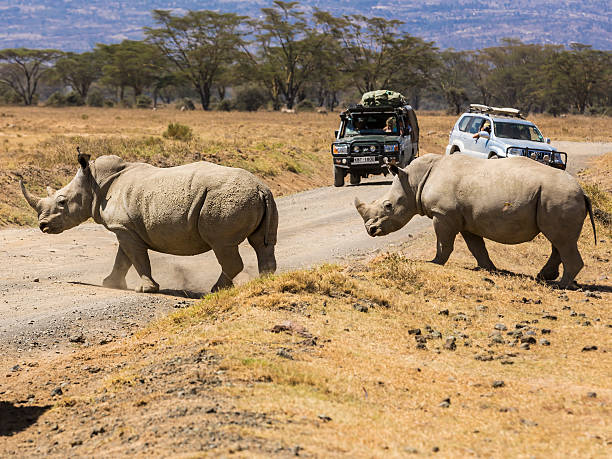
[1,141,610,357]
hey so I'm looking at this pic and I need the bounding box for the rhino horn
[20,180,41,211]
[354,197,366,216]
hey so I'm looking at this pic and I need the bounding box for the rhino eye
[57,197,67,207]
[384,202,393,211]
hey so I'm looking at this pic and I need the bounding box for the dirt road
[1,141,609,358]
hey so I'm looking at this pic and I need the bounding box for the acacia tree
[546,44,611,113]
[242,1,326,110]
[432,50,472,114]
[54,51,103,99]
[0,48,62,105]
[315,12,404,94]
[146,9,247,110]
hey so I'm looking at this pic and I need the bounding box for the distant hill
[0,0,610,52]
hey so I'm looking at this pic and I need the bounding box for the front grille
[354,144,380,154]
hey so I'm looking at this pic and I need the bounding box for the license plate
[353,156,377,164]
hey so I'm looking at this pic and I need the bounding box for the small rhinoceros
[21,153,278,293]
[355,154,596,288]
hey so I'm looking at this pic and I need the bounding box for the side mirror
[545,137,551,144]
[334,130,339,138]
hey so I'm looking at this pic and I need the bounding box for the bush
[136,95,152,109]
[87,90,105,107]
[162,122,193,141]
[296,99,315,112]
[233,87,268,112]
[216,99,234,111]
[175,98,195,111]
[65,91,84,106]
[45,91,66,107]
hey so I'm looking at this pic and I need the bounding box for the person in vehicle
[383,117,396,133]
[473,120,491,139]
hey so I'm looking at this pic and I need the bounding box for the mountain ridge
[0,0,610,52]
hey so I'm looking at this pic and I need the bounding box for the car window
[345,114,399,136]
[457,116,472,132]
[494,122,544,142]
[467,117,485,134]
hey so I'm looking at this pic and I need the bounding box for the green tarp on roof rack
[361,90,407,108]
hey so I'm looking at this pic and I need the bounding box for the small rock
[69,334,85,344]
[586,292,601,299]
[416,343,427,350]
[542,315,557,321]
[33,278,40,283]
[404,447,419,454]
[408,328,421,335]
[520,343,531,350]
[439,398,451,408]
[525,330,536,336]
[317,414,332,422]
[541,329,551,334]
[490,333,505,345]
[475,354,494,361]
[521,336,536,344]
[438,309,449,316]
[494,323,507,331]
[539,339,551,346]
[444,336,456,351]
[581,345,598,352]
[51,387,63,396]
[520,419,538,427]
[352,302,369,313]
[587,392,597,398]
[476,305,488,312]
[10,364,21,372]
[515,323,527,329]
[492,380,505,388]
[432,446,440,453]
[90,426,106,437]
[277,348,293,360]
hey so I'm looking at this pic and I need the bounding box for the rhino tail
[584,194,596,245]
[259,188,278,247]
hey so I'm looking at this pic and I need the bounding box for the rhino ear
[387,162,399,176]
[46,186,56,197]
[77,149,91,170]
[354,197,366,217]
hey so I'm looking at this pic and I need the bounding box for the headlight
[507,147,523,156]
[384,144,399,153]
[333,144,348,154]
[353,145,361,153]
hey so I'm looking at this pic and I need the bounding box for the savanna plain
[0,107,611,457]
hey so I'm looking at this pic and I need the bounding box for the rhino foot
[211,280,233,293]
[136,279,159,293]
[536,269,559,282]
[103,276,127,290]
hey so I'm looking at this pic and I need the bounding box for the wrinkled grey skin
[355,154,596,288]
[21,154,278,293]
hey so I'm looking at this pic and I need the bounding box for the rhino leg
[461,231,497,271]
[115,235,159,293]
[211,245,244,292]
[537,245,561,281]
[555,241,584,289]
[102,246,131,290]
[248,232,276,275]
[430,217,457,265]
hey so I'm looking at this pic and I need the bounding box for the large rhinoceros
[21,153,278,293]
[355,154,596,288]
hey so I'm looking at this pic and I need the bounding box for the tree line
[0,1,610,115]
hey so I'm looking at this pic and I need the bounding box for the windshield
[494,121,544,142]
[344,114,401,136]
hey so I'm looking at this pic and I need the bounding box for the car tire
[489,154,500,159]
[334,166,345,187]
[349,173,361,185]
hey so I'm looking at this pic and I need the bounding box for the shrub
[216,99,234,111]
[87,90,105,107]
[162,122,193,141]
[233,87,268,112]
[136,95,152,109]
[175,98,195,111]
[45,91,66,107]
[65,91,84,106]
[296,99,315,112]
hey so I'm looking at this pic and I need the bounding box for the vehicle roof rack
[469,104,524,119]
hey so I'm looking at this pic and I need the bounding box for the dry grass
[1,178,610,456]
[2,107,610,226]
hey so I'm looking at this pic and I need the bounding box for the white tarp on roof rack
[469,104,523,118]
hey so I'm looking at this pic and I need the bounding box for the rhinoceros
[21,153,278,293]
[355,154,596,288]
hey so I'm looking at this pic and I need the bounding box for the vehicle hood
[339,135,400,143]
[497,138,557,151]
